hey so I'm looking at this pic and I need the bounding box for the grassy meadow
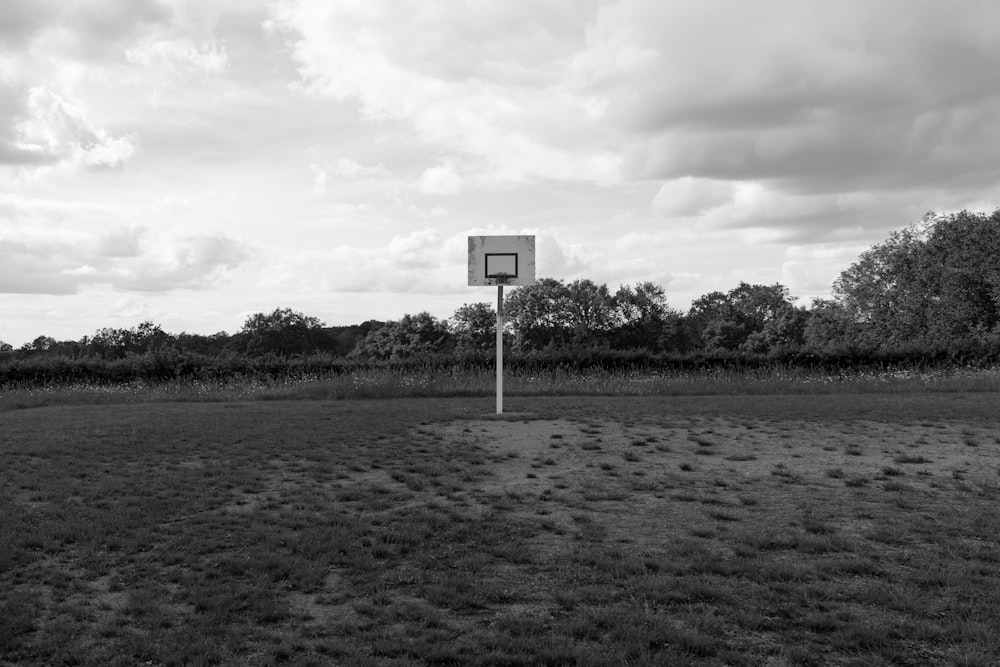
[1,362,999,411]
[2,391,1000,665]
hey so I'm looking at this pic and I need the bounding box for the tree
[921,210,1000,345]
[741,305,810,355]
[802,299,865,354]
[326,320,384,357]
[687,282,797,353]
[174,331,232,356]
[89,321,173,358]
[0,340,12,352]
[450,303,495,354]
[134,321,172,351]
[564,279,615,346]
[21,335,57,353]
[611,282,684,352]
[351,312,453,360]
[240,308,331,356]
[832,209,1000,351]
[503,278,622,350]
[503,278,573,350]
[832,221,931,348]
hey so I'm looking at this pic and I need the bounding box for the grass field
[2,393,999,665]
[2,363,999,411]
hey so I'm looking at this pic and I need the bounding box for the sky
[2,0,1000,347]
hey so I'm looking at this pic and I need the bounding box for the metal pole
[496,284,503,415]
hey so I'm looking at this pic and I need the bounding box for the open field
[2,394,999,665]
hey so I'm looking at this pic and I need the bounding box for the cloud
[418,162,463,195]
[125,38,229,73]
[124,233,252,292]
[110,293,169,320]
[268,0,622,187]
[0,0,262,177]
[308,164,327,195]
[96,226,146,258]
[0,0,61,47]
[652,178,735,217]
[0,0,173,62]
[308,158,391,195]
[0,204,251,294]
[652,178,1000,245]
[331,158,389,178]
[597,0,1000,196]
[5,86,137,172]
[266,0,1000,245]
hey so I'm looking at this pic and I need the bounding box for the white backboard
[468,235,536,286]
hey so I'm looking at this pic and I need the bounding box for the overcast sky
[2,0,999,346]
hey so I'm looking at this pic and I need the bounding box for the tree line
[2,209,999,383]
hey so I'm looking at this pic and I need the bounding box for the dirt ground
[429,411,1000,554]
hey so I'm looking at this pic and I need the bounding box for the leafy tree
[326,320,384,357]
[21,335,57,353]
[832,221,931,347]
[351,312,453,360]
[832,209,1000,351]
[173,331,232,356]
[503,278,622,350]
[611,282,685,352]
[741,305,810,355]
[90,327,130,357]
[921,210,1000,344]
[450,303,496,354]
[134,321,172,350]
[564,279,616,345]
[687,282,797,353]
[0,340,12,352]
[240,308,331,356]
[802,299,866,354]
[503,278,573,350]
[89,321,173,358]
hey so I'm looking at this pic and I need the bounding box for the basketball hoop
[467,235,537,414]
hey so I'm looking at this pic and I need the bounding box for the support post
[496,284,503,415]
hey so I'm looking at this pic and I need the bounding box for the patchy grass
[1,393,999,665]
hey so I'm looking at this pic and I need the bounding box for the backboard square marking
[485,253,518,279]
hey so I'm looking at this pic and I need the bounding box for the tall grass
[1,363,997,410]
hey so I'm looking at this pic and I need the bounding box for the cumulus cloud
[308,164,327,195]
[0,0,253,176]
[121,233,252,292]
[4,86,137,173]
[266,0,1000,245]
[0,0,173,63]
[0,0,61,47]
[652,178,735,217]
[331,158,389,178]
[0,198,251,294]
[125,38,229,73]
[308,158,391,195]
[110,293,167,320]
[267,0,622,187]
[418,162,463,195]
[599,0,1000,197]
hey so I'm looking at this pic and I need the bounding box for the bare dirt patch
[431,412,1000,553]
